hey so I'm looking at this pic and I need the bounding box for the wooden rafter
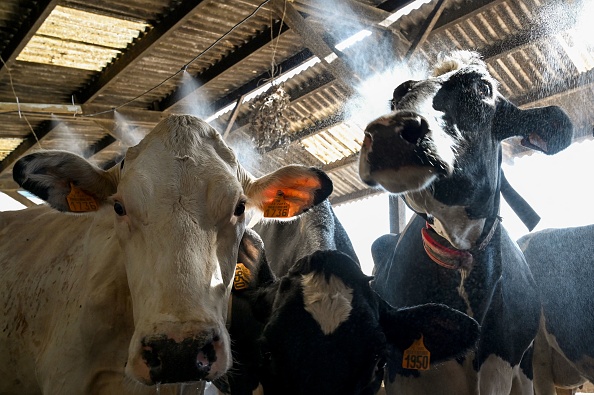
[404,0,449,59]
[273,0,358,95]
[0,120,61,174]
[0,0,59,79]
[156,20,290,111]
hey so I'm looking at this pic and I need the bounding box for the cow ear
[236,228,276,292]
[380,301,480,365]
[245,165,333,220]
[235,228,278,323]
[12,151,118,212]
[493,100,573,155]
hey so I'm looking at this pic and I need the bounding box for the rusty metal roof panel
[90,1,302,110]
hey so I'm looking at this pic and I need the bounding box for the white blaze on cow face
[301,272,353,335]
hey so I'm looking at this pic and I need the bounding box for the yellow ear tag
[233,263,252,291]
[402,335,431,370]
[66,183,99,212]
[263,190,291,218]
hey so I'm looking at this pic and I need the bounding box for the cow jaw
[405,189,486,250]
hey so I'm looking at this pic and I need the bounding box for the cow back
[519,225,594,383]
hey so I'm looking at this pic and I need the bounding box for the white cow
[0,115,333,395]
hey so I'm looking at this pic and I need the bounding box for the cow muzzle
[129,328,229,385]
[359,111,453,193]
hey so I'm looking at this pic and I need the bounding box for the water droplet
[196,380,206,394]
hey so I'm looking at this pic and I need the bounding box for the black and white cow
[359,51,574,394]
[224,228,480,395]
[517,225,594,395]
[221,196,360,394]
[253,198,359,275]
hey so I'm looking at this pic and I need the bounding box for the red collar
[421,218,500,270]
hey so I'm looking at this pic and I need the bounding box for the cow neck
[421,215,500,271]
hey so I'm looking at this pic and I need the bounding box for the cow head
[12,115,332,386]
[231,230,480,395]
[359,51,573,249]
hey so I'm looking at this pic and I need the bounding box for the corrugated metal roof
[0,0,592,204]
[17,6,148,71]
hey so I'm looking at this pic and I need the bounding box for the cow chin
[125,323,231,385]
[362,166,438,194]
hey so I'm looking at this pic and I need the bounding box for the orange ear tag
[263,190,291,218]
[66,183,99,212]
[402,335,431,371]
[233,263,252,291]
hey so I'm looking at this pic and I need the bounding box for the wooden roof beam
[431,0,505,34]
[513,68,594,109]
[208,48,315,119]
[155,19,290,111]
[0,0,59,79]
[404,0,449,59]
[272,0,358,96]
[289,0,412,47]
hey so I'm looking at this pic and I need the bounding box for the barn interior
[1,0,593,393]
[1,0,593,206]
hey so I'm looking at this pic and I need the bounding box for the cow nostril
[196,345,215,373]
[400,116,426,145]
[142,335,220,383]
[142,347,162,369]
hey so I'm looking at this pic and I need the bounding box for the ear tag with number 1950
[402,335,431,371]
[233,263,251,291]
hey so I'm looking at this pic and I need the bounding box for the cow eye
[476,80,492,98]
[234,201,246,217]
[391,80,417,110]
[114,201,126,216]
